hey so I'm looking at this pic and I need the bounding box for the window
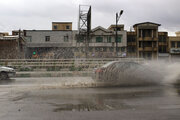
[96,36,103,43]
[103,47,107,52]
[26,36,32,42]
[116,47,121,52]
[89,47,93,52]
[177,42,180,48]
[109,47,114,52]
[116,36,122,43]
[171,41,175,48]
[159,46,167,53]
[107,36,111,43]
[159,36,167,42]
[45,36,50,42]
[77,36,85,43]
[66,25,70,30]
[74,48,79,52]
[95,47,100,52]
[53,25,57,30]
[121,47,125,52]
[144,41,152,47]
[64,36,69,42]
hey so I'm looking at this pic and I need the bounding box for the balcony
[138,47,157,51]
[158,42,167,46]
[128,42,136,46]
[138,37,158,41]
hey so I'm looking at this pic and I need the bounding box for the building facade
[24,30,75,59]
[0,36,25,59]
[169,34,180,61]
[52,22,72,31]
[176,31,180,37]
[74,25,127,58]
[8,21,179,60]
[127,22,169,60]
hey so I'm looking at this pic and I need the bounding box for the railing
[0,58,145,71]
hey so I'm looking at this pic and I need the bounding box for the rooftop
[52,22,72,24]
[133,22,161,27]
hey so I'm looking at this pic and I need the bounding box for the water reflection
[50,87,163,112]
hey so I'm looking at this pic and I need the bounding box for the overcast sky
[0,0,179,36]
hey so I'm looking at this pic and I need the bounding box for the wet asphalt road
[0,77,180,120]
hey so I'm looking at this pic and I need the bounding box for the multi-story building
[127,32,137,58]
[24,22,127,59]
[127,22,169,60]
[158,32,169,60]
[24,30,76,59]
[24,21,76,58]
[169,33,180,61]
[74,25,127,58]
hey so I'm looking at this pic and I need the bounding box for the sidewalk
[16,71,93,78]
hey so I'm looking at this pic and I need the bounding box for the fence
[0,58,144,71]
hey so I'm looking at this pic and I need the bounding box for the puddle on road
[46,88,162,112]
[52,103,105,112]
[50,100,132,112]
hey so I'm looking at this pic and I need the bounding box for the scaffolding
[78,5,91,58]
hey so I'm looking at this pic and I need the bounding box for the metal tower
[78,5,91,58]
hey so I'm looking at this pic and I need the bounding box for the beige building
[0,32,9,37]
[52,22,72,31]
[134,22,160,59]
[127,22,169,60]
[176,31,180,37]
[169,34,180,61]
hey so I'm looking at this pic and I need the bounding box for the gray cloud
[0,0,179,35]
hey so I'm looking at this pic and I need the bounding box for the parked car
[93,61,161,86]
[0,66,16,80]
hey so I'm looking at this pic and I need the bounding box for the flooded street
[0,77,180,120]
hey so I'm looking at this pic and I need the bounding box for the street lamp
[115,10,123,57]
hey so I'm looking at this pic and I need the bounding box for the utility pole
[18,29,21,59]
[115,10,123,57]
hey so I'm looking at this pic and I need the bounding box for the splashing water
[94,60,180,87]
[143,61,180,85]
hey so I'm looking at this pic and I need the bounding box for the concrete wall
[26,30,73,44]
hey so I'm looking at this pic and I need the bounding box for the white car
[93,61,162,86]
[0,66,16,80]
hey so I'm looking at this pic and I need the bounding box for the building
[169,33,180,61]
[12,30,24,36]
[127,32,137,58]
[74,25,127,58]
[23,22,127,59]
[127,22,169,60]
[23,22,76,59]
[0,36,25,59]
[52,22,72,31]
[0,32,9,37]
[176,31,180,37]
[158,32,169,60]
[24,30,76,59]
